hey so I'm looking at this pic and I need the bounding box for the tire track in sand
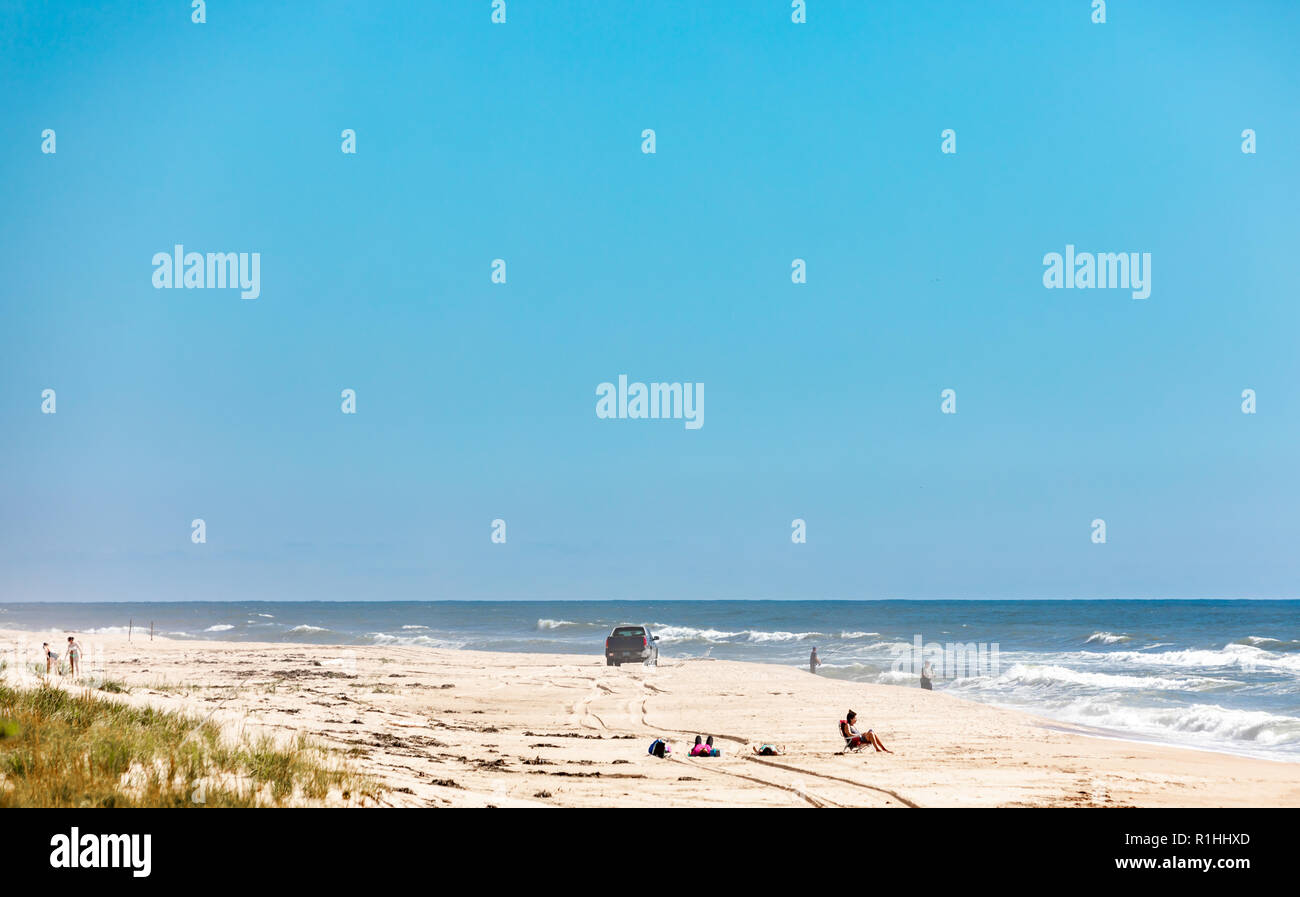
[570,686,607,731]
[634,679,917,808]
[668,753,838,808]
[632,680,854,808]
[578,678,832,806]
[743,755,920,808]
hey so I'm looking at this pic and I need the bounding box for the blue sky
[2,1,1298,601]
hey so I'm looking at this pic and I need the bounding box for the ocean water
[2,600,1298,761]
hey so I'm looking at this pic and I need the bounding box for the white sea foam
[969,663,1233,693]
[289,625,328,633]
[875,669,921,684]
[1238,635,1298,650]
[1051,699,1300,749]
[537,619,578,630]
[651,624,825,644]
[401,625,429,630]
[746,630,823,644]
[651,625,741,642]
[366,631,464,649]
[82,625,193,637]
[1084,631,1132,645]
[204,624,234,632]
[863,640,917,653]
[1103,644,1300,674]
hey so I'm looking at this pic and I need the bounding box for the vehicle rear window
[613,627,645,637]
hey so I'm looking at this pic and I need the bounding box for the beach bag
[648,738,669,758]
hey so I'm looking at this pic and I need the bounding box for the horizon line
[4,597,1299,604]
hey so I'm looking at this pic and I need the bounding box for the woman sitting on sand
[840,710,892,753]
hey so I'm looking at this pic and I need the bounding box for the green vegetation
[0,682,379,807]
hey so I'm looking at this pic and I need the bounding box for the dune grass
[0,681,378,807]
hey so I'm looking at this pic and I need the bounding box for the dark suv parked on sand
[605,625,659,666]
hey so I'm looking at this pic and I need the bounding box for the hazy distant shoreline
[3,625,1297,808]
[4,599,1298,763]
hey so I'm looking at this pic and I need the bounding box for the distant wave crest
[1102,644,1300,674]
[366,631,464,649]
[1237,635,1299,651]
[1060,699,1300,748]
[970,662,1233,693]
[652,624,826,644]
[537,619,577,630]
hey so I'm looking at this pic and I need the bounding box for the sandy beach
[4,626,1297,808]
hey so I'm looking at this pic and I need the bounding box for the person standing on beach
[809,647,822,675]
[66,636,82,677]
[43,642,55,675]
[920,660,934,690]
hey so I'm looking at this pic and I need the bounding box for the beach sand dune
[4,627,1297,808]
